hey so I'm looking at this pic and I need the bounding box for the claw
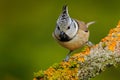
[86,41,94,47]
[63,50,73,62]
[64,55,70,62]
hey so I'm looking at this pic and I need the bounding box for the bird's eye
[57,26,60,30]
[67,26,70,29]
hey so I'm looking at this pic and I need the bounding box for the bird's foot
[63,50,73,62]
[86,41,94,47]
[63,55,70,62]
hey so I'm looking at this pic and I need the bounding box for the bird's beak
[59,31,70,42]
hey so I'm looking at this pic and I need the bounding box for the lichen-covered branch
[33,21,120,80]
[78,42,120,80]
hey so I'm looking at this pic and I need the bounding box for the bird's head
[54,5,78,42]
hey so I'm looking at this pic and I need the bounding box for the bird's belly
[58,32,89,50]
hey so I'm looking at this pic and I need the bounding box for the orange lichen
[101,21,120,51]
[41,59,79,79]
[108,41,116,51]
[83,47,90,55]
[44,67,56,79]
[60,62,71,68]
[78,57,84,62]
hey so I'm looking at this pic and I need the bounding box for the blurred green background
[0,0,120,80]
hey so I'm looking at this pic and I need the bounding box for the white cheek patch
[66,20,78,38]
[74,20,79,33]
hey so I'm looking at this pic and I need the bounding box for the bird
[53,5,95,61]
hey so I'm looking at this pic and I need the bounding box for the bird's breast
[57,30,89,50]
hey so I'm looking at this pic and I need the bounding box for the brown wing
[75,20,88,32]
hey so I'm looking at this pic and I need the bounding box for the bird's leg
[86,41,94,47]
[64,50,73,62]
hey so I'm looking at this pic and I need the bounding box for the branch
[33,21,120,80]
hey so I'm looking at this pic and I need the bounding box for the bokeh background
[0,0,120,80]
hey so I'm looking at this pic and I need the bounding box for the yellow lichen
[101,22,120,51]
[108,41,116,51]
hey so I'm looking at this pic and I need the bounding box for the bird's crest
[57,5,71,27]
[62,5,68,14]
